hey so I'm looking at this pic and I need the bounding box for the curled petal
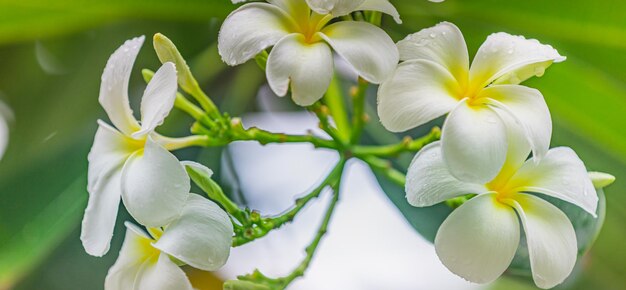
[99,36,143,135]
[441,100,508,183]
[483,85,552,162]
[509,194,577,289]
[357,0,402,23]
[507,147,598,216]
[306,0,365,16]
[320,21,399,84]
[435,193,520,284]
[267,34,333,106]
[377,59,460,132]
[82,121,139,256]
[121,137,190,227]
[470,32,565,88]
[154,194,234,271]
[134,253,194,290]
[396,22,469,85]
[133,62,178,138]
[218,3,294,66]
[406,142,487,207]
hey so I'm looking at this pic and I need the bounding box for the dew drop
[534,66,545,77]
[429,33,436,38]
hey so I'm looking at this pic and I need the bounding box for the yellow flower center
[290,11,333,44]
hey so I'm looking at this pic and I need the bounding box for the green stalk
[352,127,441,157]
[350,78,369,144]
[323,74,351,141]
[361,155,407,187]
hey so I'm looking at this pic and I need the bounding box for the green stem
[350,78,369,144]
[233,160,346,247]
[361,155,406,187]
[323,74,351,142]
[230,122,337,149]
[310,103,346,147]
[352,127,441,157]
[189,85,221,119]
[280,177,341,287]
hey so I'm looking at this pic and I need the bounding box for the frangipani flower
[406,134,598,289]
[219,0,399,106]
[378,22,565,183]
[82,36,193,257]
[105,195,234,290]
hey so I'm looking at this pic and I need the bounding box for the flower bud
[589,171,615,188]
[153,33,199,93]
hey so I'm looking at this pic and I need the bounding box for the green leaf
[0,0,233,44]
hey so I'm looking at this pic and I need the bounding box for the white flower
[219,0,400,106]
[378,22,565,183]
[82,36,192,257]
[406,133,598,289]
[105,194,234,290]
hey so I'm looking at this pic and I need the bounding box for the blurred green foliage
[0,0,624,289]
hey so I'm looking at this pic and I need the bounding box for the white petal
[218,3,293,66]
[306,0,365,16]
[154,194,234,271]
[470,32,565,88]
[320,21,399,84]
[133,62,178,138]
[180,161,214,178]
[377,59,460,132]
[486,111,532,189]
[266,34,333,106]
[509,194,577,289]
[406,142,487,207]
[507,147,598,216]
[357,0,402,23]
[121,137,190,227]
[396,22,469,85]
[441,100,508,183]
[435,193,520,284]
[105,222,156,290]
[99,36,143,135]
[134,253,194,290]
[482,85,552,161]
[82,121,139,256]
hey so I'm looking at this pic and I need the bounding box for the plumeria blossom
[406,129,598,289]
[105,194,234,290]
[82,36,195,257]
[219,0,399,106]
[378,22,565,183]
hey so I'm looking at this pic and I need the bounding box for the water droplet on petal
[534,66,545,77]
[429,33,436,38]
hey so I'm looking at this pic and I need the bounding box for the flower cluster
[380,23,598,288]
[81,36,233,289]
[81,0,612,289]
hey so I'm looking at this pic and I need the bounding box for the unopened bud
[153,33,199,93]
[589,171,615,188]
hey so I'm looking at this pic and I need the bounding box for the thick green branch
[361,155,406,187]
[236,168,344,289]
[233,160,346,247]
[352,127,441,157]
